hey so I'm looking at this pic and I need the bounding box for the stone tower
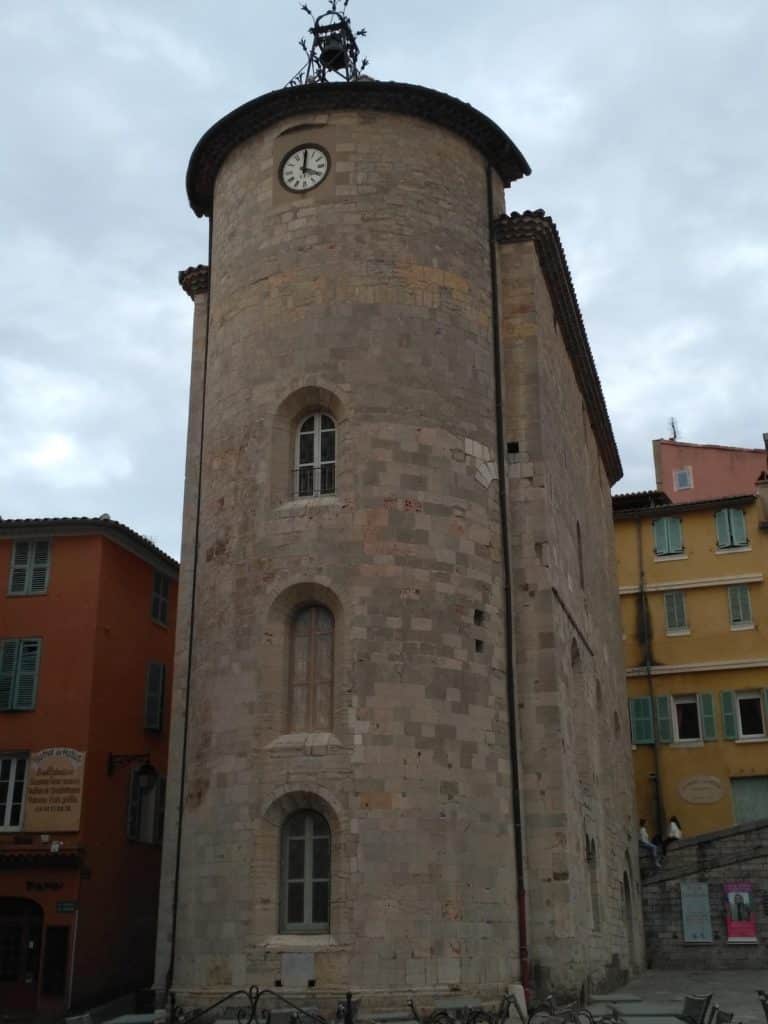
[156,72,643,1011]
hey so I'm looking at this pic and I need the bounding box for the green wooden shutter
[9,543,30,594]
[127,768,142,840]
[144,662,165,731]
[729,509,748,546]
[153,776,166,844]
[728,585,751,625]
[667,517,683,553]
[29,541,50,594]
[0,641,20,711]
[656,695,673,743]
[629,697,654,744]
[715,508,731,547]
[14,640,41,710]
[653,519,668,555]
[721,691,737,739]
[664,591,687,629]
[699,693,717,741]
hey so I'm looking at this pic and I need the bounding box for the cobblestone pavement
[608,970,768,1024]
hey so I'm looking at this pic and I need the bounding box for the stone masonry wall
[157,109,521,1011]
[643,820,768,969]
[498,239,643,996]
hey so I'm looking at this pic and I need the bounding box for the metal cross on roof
[286,0,369,87]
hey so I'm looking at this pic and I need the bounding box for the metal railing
[294,465,336,498]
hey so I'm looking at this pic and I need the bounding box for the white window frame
[0,754,28,831]
[673,466,693,492]
[672,695,702,743]
[295,413,336,498]
[280,810,331,933]
[736,692,766,740]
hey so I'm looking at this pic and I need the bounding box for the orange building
[0,516,177,1016]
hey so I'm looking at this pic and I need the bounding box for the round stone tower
[158,80,531,1011]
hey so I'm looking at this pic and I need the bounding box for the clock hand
[302,150,309,173]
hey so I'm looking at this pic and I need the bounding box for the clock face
[280,145,330,193]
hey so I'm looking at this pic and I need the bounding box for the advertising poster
[724,881,757,943]
[24,748,86,833]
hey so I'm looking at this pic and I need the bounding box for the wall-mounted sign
[678,776,724,805]
[24,749,85,833]
[56,901,78,914]
[724,882,757,943]
[680,881,713,943]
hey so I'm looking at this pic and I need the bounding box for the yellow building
[614,477,768,839]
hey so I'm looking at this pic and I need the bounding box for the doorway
[0,898,43,1011]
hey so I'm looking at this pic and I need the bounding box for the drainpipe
[165,212,214,1007]
[635,516,665,836]
[486,165,530,997]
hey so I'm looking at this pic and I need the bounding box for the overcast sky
[2,1,765,558]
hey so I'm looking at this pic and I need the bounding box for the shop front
[0,850,81,1014]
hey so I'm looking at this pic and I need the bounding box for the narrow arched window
[281,811,331,932]
[296,413,335,497]
[291,605,333,732]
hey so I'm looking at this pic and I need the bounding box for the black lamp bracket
[107,752,150,776]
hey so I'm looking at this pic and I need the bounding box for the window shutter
[721,691,737,740]
[13,640,41,710]
[667,518,683,553]
[728,585,751,625]
[9,543,30,594]
[729,509,747,546]
[653,519,667,555]
[127,768,142,840]
[144,663,165,731]
[629,697,654,745]
[153,776,166,844]
[699,693,717,741]
[664,591,686,629]
[0,641,20,711]
[29,542,50,594]
[656,695,673,743]
[715,509,731,547]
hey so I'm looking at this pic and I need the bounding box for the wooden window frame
[289,605,334,733]
[736,691,766,740]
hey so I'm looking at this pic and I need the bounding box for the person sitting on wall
[663,815,683,853]
[639,819,662,868]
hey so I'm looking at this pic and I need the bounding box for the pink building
[653,437,767,504]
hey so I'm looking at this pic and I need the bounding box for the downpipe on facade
[486,164,531,998]
[165,213,215,1012]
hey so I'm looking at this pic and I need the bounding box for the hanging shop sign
[24,749,86,833]
[680,881,713,943]
[724,881,758,943]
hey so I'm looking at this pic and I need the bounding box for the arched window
[290,605,333,732]
[281,810,331,932]
[296,413,335,497]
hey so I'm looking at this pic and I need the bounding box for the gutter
[635,516,665,836]
[165,211,215,1008]
[486,164,530,997]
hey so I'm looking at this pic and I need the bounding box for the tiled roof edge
[187,80,531,217]
[0,517,178,571]
[495,210,623,486]
[179,265,209,299]
[614,493,756,520]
